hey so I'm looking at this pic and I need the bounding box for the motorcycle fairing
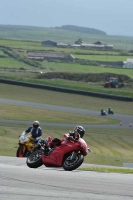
[42,138,88,167]
[19,135,35,151]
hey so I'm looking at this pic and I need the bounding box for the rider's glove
[34,139,38,144]
[66,137,71,140]
[69,131,74,136]
[23,131,28,135]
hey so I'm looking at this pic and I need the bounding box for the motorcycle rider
[101,109,103,114]
[46,125,85,151]
[101,109,106,115]
[108,107,113,114]
[65,125,85,140]
[24,121,42,144]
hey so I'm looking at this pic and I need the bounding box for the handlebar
[66,137,78,142]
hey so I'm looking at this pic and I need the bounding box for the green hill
[0,24,133,50]
[55,25,106,35]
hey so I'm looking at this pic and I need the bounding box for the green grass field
[40,62,133,78]
[74,54,133,62]
[0,37,133,167]
[0,84,133,167]
[0,57,32,69]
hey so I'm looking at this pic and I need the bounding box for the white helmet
[33,121,40,128]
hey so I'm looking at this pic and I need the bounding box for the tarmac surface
[0,156,133,200]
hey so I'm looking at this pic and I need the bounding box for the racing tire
[63,153,84,171]
[16,145,27,157]
[26,149,43,168]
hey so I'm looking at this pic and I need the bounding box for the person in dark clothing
[49,125,85,148]
[108,107,113,114]
[43,125,85,155]
[68,125,85,139]
[24,121,42,143]
[101,109,106,116]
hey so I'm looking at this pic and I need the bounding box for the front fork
[69,150,79,160]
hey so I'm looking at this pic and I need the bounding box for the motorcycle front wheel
[63,152,84,171]
[16,145,27,157]
[26,149,43,168]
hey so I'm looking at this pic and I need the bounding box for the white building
[123,58,133,68]
[70,41,113,49]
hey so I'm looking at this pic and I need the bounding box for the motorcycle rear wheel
[63,153,84,171]
[26,149,43,168]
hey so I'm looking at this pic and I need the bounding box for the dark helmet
[74,125,85,138]
[33,121,40,129]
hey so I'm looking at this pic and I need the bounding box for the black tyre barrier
[0,78,133,102]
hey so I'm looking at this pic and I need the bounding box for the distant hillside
[0,24,49,31]
[55,25,106,35]
[0,24,133,50]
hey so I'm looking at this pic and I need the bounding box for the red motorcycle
[26,134,91,171]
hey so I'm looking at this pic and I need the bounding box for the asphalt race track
[0,98,133,129]
[0,156,133,200]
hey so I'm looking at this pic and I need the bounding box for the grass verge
[79,168,133,173]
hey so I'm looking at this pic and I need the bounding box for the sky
[0,0,133,36]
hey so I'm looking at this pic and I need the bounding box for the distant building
[93,41,104,45]
[75,39,83,45]
[41,40,57,47]
[81,41,113,49]
[123,58,133,68]
[27,51,75,62]
[56,43,69,48]
[70,44,81,49]
[68,40,113,49]
[81,43,105,49]
[41,40,113,50]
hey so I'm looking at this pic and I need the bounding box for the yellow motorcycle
[16,132,37,157]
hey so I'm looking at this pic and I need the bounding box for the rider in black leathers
[44,126,85,154]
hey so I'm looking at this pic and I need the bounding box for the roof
[124,58,133,64]
[27,56,44,60]
[57,43,68,45]
[27,51,75,60]
[81,43,105,48]
[28,52,65,57]
[70,44,81,47]
[127,58,133,63]
[41,40,57,45]
[42,40,56,43]
[93,41,105,45]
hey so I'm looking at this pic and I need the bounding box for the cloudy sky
[0,0,133,36]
